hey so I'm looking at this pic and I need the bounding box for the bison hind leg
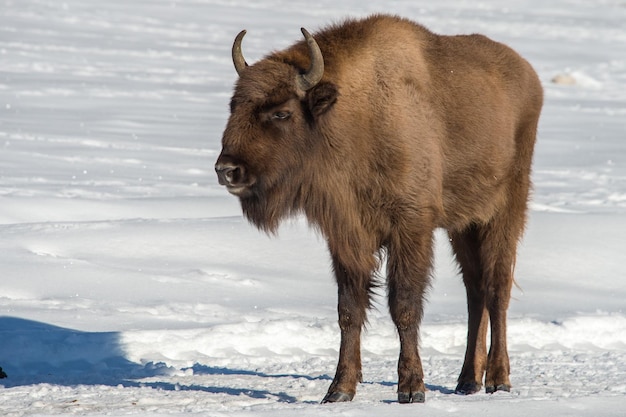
[451,205,525,395]
[450,225,489,395]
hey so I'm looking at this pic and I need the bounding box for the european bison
[215,14,543,404]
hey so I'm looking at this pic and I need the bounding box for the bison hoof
[322,391,354,403]
[455,382,482,395]
[398,391,425,404]
[486,384,511,394]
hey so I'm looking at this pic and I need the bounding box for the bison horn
[296,28,324,91]
[232,28,324,89]
[232,30,248,76]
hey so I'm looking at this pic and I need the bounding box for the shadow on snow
[0,316,299,402]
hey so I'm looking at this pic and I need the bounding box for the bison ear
[306,82,338,119]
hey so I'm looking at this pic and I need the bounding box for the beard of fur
[239,178,302,235]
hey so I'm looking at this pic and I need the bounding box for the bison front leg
[387,229,434,404]
[322,256,371,403]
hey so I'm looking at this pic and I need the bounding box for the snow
[1,0,625,415]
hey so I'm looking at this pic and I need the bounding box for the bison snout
[215,161,243,186]
[215,161,252,196]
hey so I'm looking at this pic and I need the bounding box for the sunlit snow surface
[1,1,625,416]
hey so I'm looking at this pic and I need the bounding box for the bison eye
[272,111,291,121]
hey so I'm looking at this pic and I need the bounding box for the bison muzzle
[215,14,543,404]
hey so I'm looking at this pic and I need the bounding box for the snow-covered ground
[1,0,625,415]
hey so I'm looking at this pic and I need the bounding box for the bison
[215,14,543,404]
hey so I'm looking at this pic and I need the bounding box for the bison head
[215,29,339,231]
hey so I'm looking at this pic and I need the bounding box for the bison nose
[215,161,245,187]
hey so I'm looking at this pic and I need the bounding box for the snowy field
[1,0,626,415]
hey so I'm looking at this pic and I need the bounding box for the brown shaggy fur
[215,14,543,404]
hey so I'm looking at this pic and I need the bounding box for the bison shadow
[0,317,295,402]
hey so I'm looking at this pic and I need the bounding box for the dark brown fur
[215,14,543,403]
